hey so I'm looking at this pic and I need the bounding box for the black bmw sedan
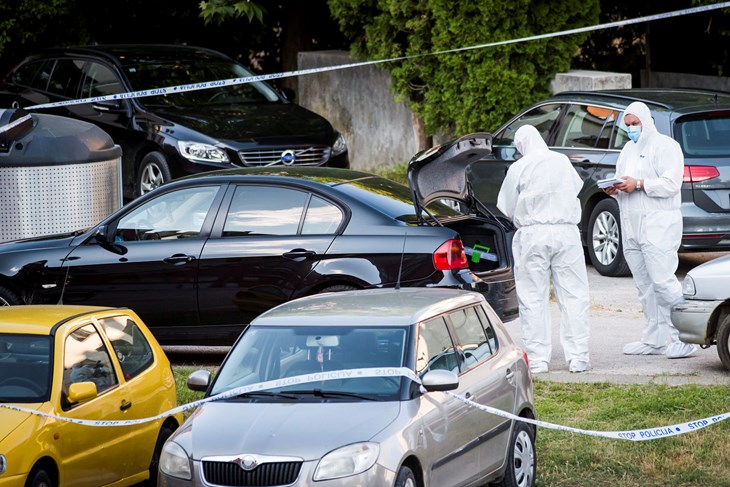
[0,134,516,345]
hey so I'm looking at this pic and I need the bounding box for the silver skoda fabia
[158,288,536,487]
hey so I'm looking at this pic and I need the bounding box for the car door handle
[120,401,132,411]
[569,156,592,166]
[163,254,196,265]
[505,368,515,381]
[282,249,317,261]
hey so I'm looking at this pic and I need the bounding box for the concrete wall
[551,70,632,94]
[297,50,418,171]
[641,70,730,91]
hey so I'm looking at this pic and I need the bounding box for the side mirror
[421,369,459,392]
[187,370,211,392]
[67,381,98,404]
[280,87,296,102]
[93,225,128,255]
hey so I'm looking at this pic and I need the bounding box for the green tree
[328,0,600,137]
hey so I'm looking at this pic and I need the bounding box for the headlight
[159,441,192,480]
[313,442,379,481]
[682,275,696,296]
[0,454,6,474]
[332,132,347,156]
[177,141,230,164]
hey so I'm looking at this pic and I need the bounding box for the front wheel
[716,315,730,371]
[0,285,22,306]
[492,421,536,487]
[394,466,417,487]
[587,199,631,277]
[25,468,54,487]
[137,152,171,197]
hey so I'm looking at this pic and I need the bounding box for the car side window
[475,305,499,352]
[114,186,219,241]
[63,324,118,403]
[301,195,343,235]
[447,306,493,371]
[416,316,460,376]
[82,62,125,98]
[12,60,53,91]
[555,104,619,149]
[98,316,154,380]
[611,111,630,150]
[493,103,563,146]
[47,59,85,98]
[223,185,307,236]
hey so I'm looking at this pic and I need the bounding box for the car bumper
[670,298,723,344]
[159,460,396,486]
[679,202,730,251]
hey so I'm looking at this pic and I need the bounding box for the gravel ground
[506,252,730,385]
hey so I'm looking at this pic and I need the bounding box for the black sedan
[0,134,516,345]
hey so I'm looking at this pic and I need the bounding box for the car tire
[394,466,417,487]
[137,152,172,197]
[318,284,358,294]
[25,468,53,487]
[715,315,730,371]
[492,421,536,487]
[587,199,631,277]
[0,285,22,306]
[145,424,176,486]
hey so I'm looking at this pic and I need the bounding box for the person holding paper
[497,124,591,374]
[603,101,697,359]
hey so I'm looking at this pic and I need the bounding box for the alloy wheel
[140,163,165,194]
[591,210,620,266]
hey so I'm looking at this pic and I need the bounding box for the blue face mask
[626,125,641,143]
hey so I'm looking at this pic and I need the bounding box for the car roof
[177,166,381,186]
[251,288,486,327]
[0,305,117,335]
[549,88,730,113]
[19,44,233,66]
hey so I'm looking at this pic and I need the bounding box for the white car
[671,253,730,370]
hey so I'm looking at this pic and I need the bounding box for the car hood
[0,230,81,251]
[687,253,730,299]
[407,132,494,212]
[151,103,336,143]
[187,401,401,460]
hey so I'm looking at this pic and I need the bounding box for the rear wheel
[137,152,171,197]
[716,315,730,371]
[394,466,417,487]
[587,199,630,277]
[0,285,22,306]
[492,421,535,487]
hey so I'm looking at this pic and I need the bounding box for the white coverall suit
[615,101,696,358]
[497,125,590,373]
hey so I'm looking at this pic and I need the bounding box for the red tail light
[523,351,530,369]
[433,239,469,270]
[683,165,719,183]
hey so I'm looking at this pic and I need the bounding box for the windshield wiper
[288,389,378,401]
[233,391,299,400]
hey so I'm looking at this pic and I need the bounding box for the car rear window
[334,176,462,223]
[676,112,730,157]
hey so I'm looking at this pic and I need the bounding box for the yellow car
[0,305,182,487]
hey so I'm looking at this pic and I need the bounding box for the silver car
[158,288,536,487]
[672,253,730,370]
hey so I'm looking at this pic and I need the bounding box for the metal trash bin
[0,108,122,242]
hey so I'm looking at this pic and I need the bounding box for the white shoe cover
[623,341,666,355]
[569,360,591,373]
[666,342,698,359]
[530,362,549,374]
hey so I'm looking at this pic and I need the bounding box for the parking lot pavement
[506,252,730,385]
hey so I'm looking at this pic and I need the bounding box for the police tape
[1,366,728,441]
[22,1,730,112]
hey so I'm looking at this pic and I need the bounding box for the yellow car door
[53,321,139,487]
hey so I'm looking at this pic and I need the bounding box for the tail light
[683,165,719,183]
[433,239,468,270]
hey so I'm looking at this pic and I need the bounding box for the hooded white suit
[497,125,590,372]
[615,101,695,358]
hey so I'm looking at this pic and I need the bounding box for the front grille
[202,460,302,486]
[238,146,330,166]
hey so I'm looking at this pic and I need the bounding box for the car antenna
[395,232,407,290]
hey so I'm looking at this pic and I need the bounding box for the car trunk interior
[443,219,509,275]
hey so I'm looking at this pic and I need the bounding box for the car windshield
[675,113,730,157]
[0,334,52,402]
[122,58,281,107]
[334,176,463,223]
[211,325,409,402]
